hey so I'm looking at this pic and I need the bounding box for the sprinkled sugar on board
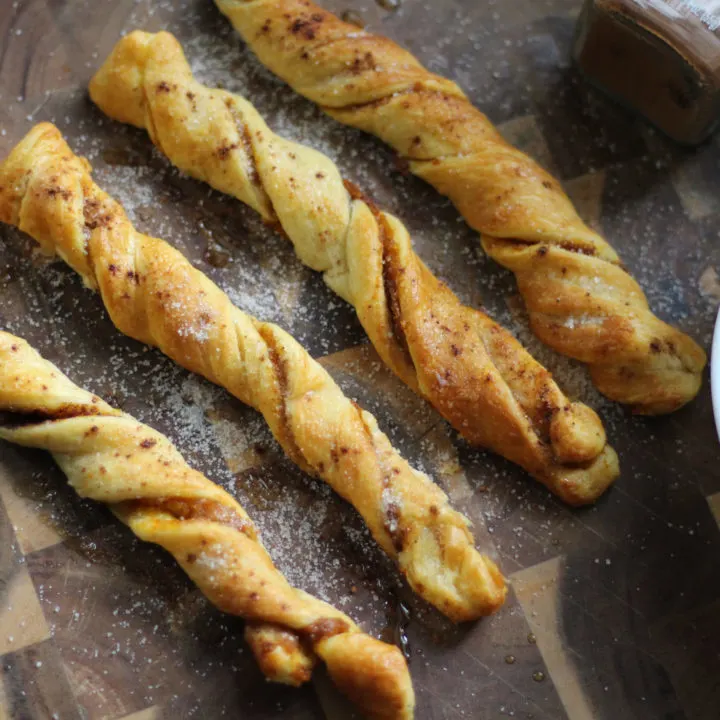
[0,1,719,718]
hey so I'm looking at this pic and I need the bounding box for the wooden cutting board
[0,1,719,718]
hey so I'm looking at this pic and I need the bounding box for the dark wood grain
[1,1,719,719]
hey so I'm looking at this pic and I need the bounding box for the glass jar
[574,0,720,145]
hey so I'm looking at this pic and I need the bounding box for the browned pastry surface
[0,331,415,719]
[215,0,707,415]
[89,30,619,506]
[0,123,506,622]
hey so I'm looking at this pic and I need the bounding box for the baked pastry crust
[89,31,619,506]
[215,0,707,415]
[0,331,415,719]
[0,123,505,622]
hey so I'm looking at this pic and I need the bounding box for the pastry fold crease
[214,0,706,415]
[0,122,505,622]
[89,30,619,506]
[0,331,415,719]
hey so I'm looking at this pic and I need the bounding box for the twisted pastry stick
[215,0,707,415]
[0,332,414,719]
[89,31,619,506]
[0,123,505,621]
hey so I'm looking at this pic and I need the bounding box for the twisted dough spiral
[0,331,414,719]
[0,123,505,621]
[215,0,707,415]
[89,31,619,505]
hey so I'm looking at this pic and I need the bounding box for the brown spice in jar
[574,0,720,144]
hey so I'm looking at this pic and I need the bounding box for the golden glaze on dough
[215,0,707,414]
[0,332,414,719]
[90,31,619,505]
[0,123,505,622]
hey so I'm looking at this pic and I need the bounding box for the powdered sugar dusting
[1,1,718,716]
